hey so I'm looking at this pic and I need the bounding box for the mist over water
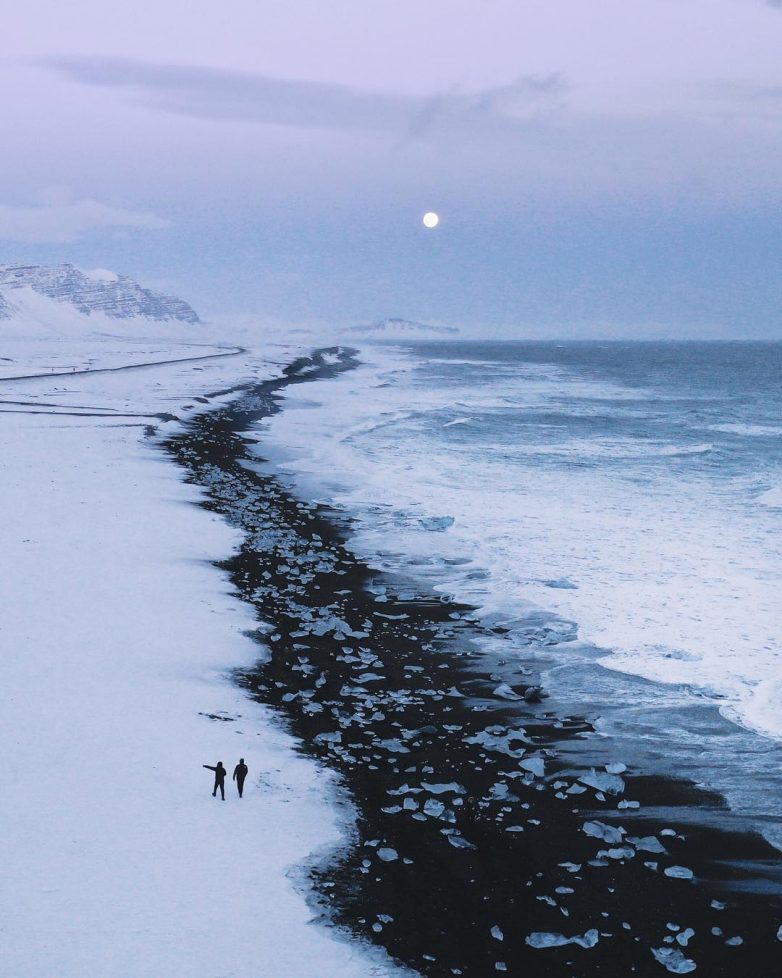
[261,341,782,751]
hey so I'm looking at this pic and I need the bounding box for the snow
[0,286,201,342]
[81,267,121,282]
[0,328,407,977]
[0,263,199,324]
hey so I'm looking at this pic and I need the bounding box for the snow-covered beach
[0,328,404,978]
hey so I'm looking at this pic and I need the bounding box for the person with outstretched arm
[233,758,249,798]
[203,761,227,800]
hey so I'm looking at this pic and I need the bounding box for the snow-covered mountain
[346,317,459,339]
[0,263,200,324]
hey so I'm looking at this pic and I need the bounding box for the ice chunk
[724,936,743,946]
[676,928,695,947]
[419,515,454,531]
[377,848,399,862]
[597,846,636,861]
[465,727,528,758]
[777,925,782,941]
[314,731,342,745]
[664,866,694,880]
[493,684,522,701]
[423,799,445,818]
[491,925,504,941]
[572,930,600,949]
[526,933,570,949]
[578,770,625,795]
[526,929,599,950]
[520,756,546,777]
[583,820,625,844]
[605,762,627,775]
[376,738,410,754]
[421,782,465,795]
[629,836,667,854]
[447,834,475,849]
[651,947,697,973]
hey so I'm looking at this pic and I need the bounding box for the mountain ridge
[0,263,200,324]
[346,317,459,338]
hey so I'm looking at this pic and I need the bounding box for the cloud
[45,56,565,139]
[405,74,565,140]
[692,79,782,122]
[0,194,170,243]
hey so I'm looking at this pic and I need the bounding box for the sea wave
[472,439,715,460]
[709,422,782,437]
[258,343,782,754]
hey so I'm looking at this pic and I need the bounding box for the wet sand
[164,348,782,977]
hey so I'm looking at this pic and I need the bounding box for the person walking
[233,758,249,798]
[203,761,227,800]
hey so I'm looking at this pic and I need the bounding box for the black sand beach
[163,348,782,977]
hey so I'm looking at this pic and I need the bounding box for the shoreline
[165,346,782,977]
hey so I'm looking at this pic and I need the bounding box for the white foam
[758,485,782,508]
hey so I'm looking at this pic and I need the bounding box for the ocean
[259,340,782,839]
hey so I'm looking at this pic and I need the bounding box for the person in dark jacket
[203,761,227,800]
[233,758,249,798]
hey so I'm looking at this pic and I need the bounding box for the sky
[2,0,782,337]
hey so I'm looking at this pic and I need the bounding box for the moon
[422,211,440,229]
